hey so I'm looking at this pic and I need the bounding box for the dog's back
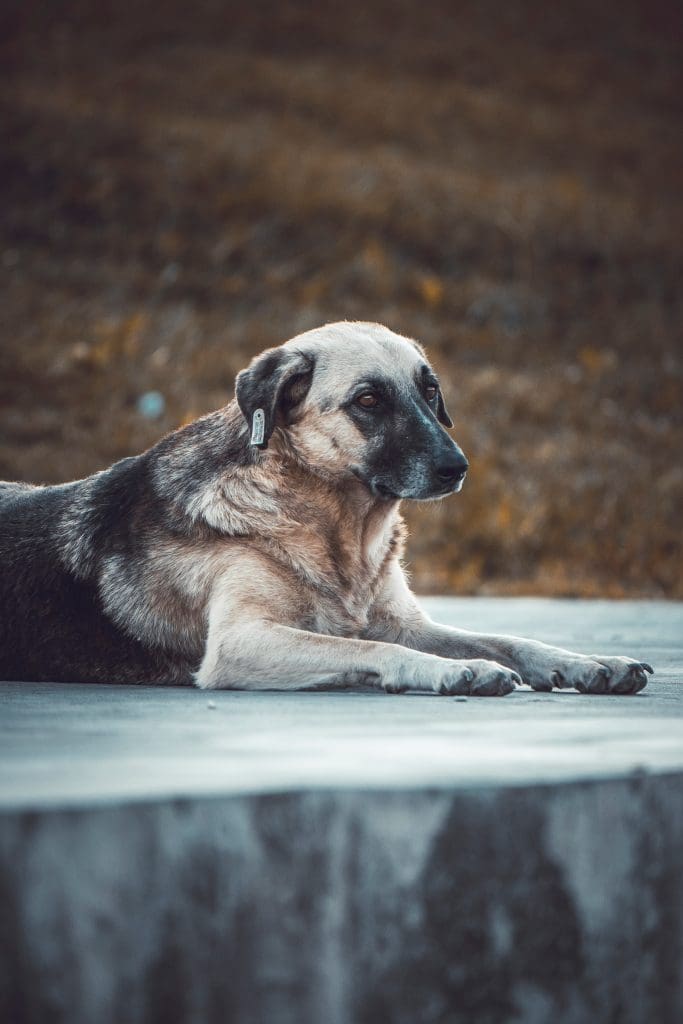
[0,470,187,684]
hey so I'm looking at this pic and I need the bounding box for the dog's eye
[425,385,438,402]
[356,392,379,409]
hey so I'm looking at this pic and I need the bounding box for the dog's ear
[235,347,315,449]
[436,389,453,428]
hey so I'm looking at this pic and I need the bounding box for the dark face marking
[342,369,468,501]
[418,363,454,428]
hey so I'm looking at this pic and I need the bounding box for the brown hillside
[1,1,681,595]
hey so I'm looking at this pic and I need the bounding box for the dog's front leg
[392,613,652,696]
[194,618,520,696]
[368,568,652,695]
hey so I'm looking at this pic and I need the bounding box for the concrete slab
[1,598,682,809]
[1,599,683,1024]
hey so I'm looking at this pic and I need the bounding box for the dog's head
[235,321,468,501]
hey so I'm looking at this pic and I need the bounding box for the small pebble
[207,701,217,710]
[454,696,468,702]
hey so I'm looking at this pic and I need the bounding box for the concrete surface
[1,598,682,1024]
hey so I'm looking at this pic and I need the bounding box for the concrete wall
[1,773,682,1024]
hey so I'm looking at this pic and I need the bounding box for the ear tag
[250,408,266,447]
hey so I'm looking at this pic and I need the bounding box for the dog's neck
[266,434,404,586]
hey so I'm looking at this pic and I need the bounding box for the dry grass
[1,0,682,596]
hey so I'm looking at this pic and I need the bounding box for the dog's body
[0,322,652,695]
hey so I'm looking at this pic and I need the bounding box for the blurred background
[1,0,681,597]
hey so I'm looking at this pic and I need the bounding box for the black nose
[436,455,469,484]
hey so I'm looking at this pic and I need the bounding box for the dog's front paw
[454,659,522,697]
[396,657,520,697]
[527,655,652,695]
[386,654,521,697]
[583,656,653,695]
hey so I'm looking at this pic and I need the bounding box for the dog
[0,321,653,695]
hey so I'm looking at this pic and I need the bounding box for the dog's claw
[613,667,641,694]
[634,667,649,691]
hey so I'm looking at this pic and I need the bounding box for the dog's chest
[301,563,388,637]
[285,543,390,640]
[309,594,371,639]
[260,509,400,639]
